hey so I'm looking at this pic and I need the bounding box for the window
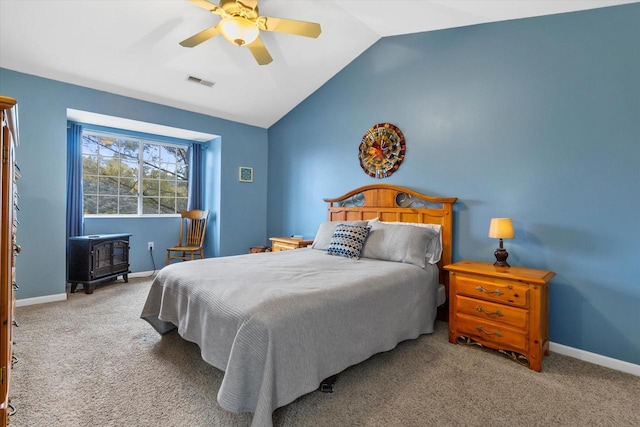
[82,130,189,215]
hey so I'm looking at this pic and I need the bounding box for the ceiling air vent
[186,75,215,88]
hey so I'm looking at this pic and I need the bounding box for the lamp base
[494,248,510,267]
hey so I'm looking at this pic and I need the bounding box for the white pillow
[368,218,443,264]
[360,220,437,268]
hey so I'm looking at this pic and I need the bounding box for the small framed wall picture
[239,166,253,183]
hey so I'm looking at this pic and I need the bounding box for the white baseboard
[16,293,67,307]
[15,271,157,307]
[550,342,640,377]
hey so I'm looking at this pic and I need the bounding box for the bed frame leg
[319,375,337,393]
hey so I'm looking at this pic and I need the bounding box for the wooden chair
[166,209,209,265]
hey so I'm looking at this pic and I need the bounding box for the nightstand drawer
[455,295,528,329]
[456,313,528,353]
[455,276,529,308]
[271,242,289,252]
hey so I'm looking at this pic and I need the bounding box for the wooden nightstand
[269,237,313,252]
[444,260,555,371]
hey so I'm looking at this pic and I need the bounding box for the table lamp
[488,218,514,267]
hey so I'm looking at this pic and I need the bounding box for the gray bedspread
[141,248,439,427]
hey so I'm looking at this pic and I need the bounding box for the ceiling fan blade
[187,0,225,16]
[259,17,321,38]
[247,37,273,65]
[179,25,221,48]
[237,0,259,9]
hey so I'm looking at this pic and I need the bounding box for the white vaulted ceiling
[0,0,635,128]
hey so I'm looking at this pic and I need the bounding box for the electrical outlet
[148,242,154,251]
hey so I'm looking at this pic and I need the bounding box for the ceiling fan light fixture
[219,17,259,46]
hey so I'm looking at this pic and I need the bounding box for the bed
[141,184,456,427]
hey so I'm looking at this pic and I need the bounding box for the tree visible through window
[82,130,189,215]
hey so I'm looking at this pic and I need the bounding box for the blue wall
[0,69,269,299]
[267,4,640,365]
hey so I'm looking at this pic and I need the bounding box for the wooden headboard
[324,184,457,316]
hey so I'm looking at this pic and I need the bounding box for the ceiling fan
[180,0,322,65]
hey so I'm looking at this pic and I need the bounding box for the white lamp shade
[219,17,259,46]
[488,218,514,239]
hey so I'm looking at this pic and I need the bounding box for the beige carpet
[9,277,640,427]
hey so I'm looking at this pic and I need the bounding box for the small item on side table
[249,246,271,254]
[269,236,313,252]
[488,218,514,267]
[445,260,555,372]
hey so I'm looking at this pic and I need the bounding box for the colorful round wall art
[358,123,406,178]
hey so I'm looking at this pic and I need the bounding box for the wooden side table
[269,237,313,252]
[444,260,555,371]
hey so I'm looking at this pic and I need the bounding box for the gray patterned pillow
[310,220,369,250]
[326,224,370,259]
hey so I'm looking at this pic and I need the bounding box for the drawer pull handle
[476,306,503,317]
[475,325,503,337]
[475,285,503,296]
